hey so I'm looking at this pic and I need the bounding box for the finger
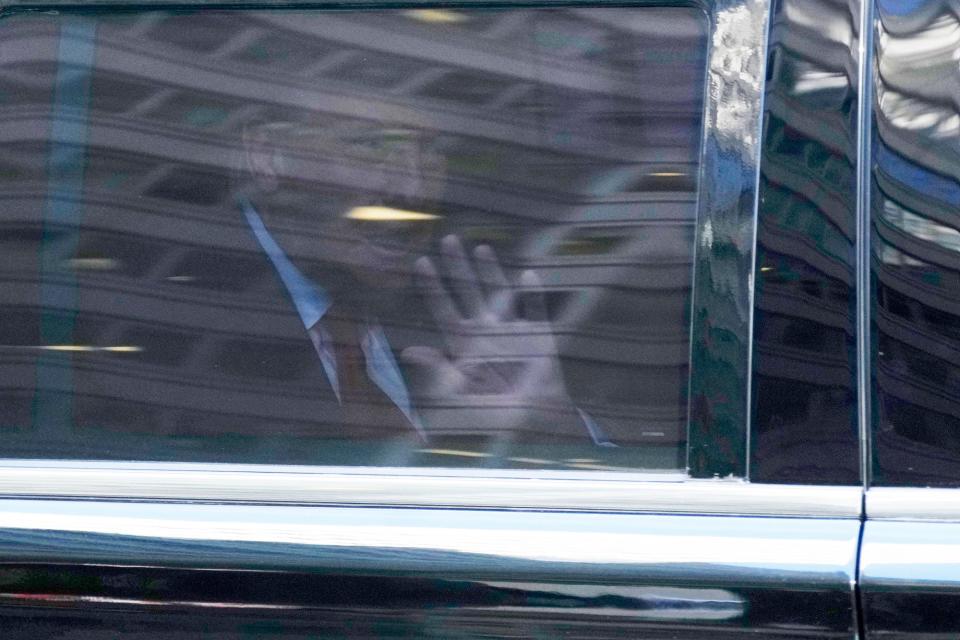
[519,269,549,322]
[440,234,484,318]
[415,256,461,326]
[400,345,464,395]
[474,244,513,320]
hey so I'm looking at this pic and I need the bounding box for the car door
[859,0,960,636]
[0,1,866,638]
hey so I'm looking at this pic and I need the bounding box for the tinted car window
[750,0,860,484]
[871,0,960,485]
[0,7,707,470]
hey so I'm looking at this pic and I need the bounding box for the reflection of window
[878,244,927,267]
[880,198,960,254]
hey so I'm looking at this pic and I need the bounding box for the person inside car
[236,118,613,450]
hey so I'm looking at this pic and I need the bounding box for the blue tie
[239,198,424,440]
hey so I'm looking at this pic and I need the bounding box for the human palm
[402,235,583,439]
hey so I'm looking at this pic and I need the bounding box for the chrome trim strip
[867,487,960,522]
[856,0,876,490]
[0,498,862,582]
[743,0,774,482]
[861,519,960,588]
[0,461,862,516]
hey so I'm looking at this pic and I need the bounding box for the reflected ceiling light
[648,172,686,177]
[166,275,196,283]
[38,345,142,353]
[565,461,632,471]
[417,448,491,458]
[760,266,774,272]
[883,199,960,253]
[402,9,468,23]
[506,457,553,465]
[68,258,117,270]
[346,206,441,222]
[0,593,302,610]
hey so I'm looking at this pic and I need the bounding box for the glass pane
[750,0,859,484]
[871,0,960,485]
[0,7,707,470]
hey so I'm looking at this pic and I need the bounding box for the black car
[0,0,955,637]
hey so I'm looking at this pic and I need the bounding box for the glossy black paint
[0,501,862,639]
[685,0,769,479]
[750,0,860,483]
[860,519,960,640]
[863,592,960,637]
[0,565,857,639]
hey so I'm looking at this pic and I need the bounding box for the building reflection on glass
[872,0,960,485]
[750,0,859,483]
[0,8,707,469]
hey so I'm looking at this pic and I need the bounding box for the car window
[870,0,960,486]
[0,6,711,471]
[749,0,860,484]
